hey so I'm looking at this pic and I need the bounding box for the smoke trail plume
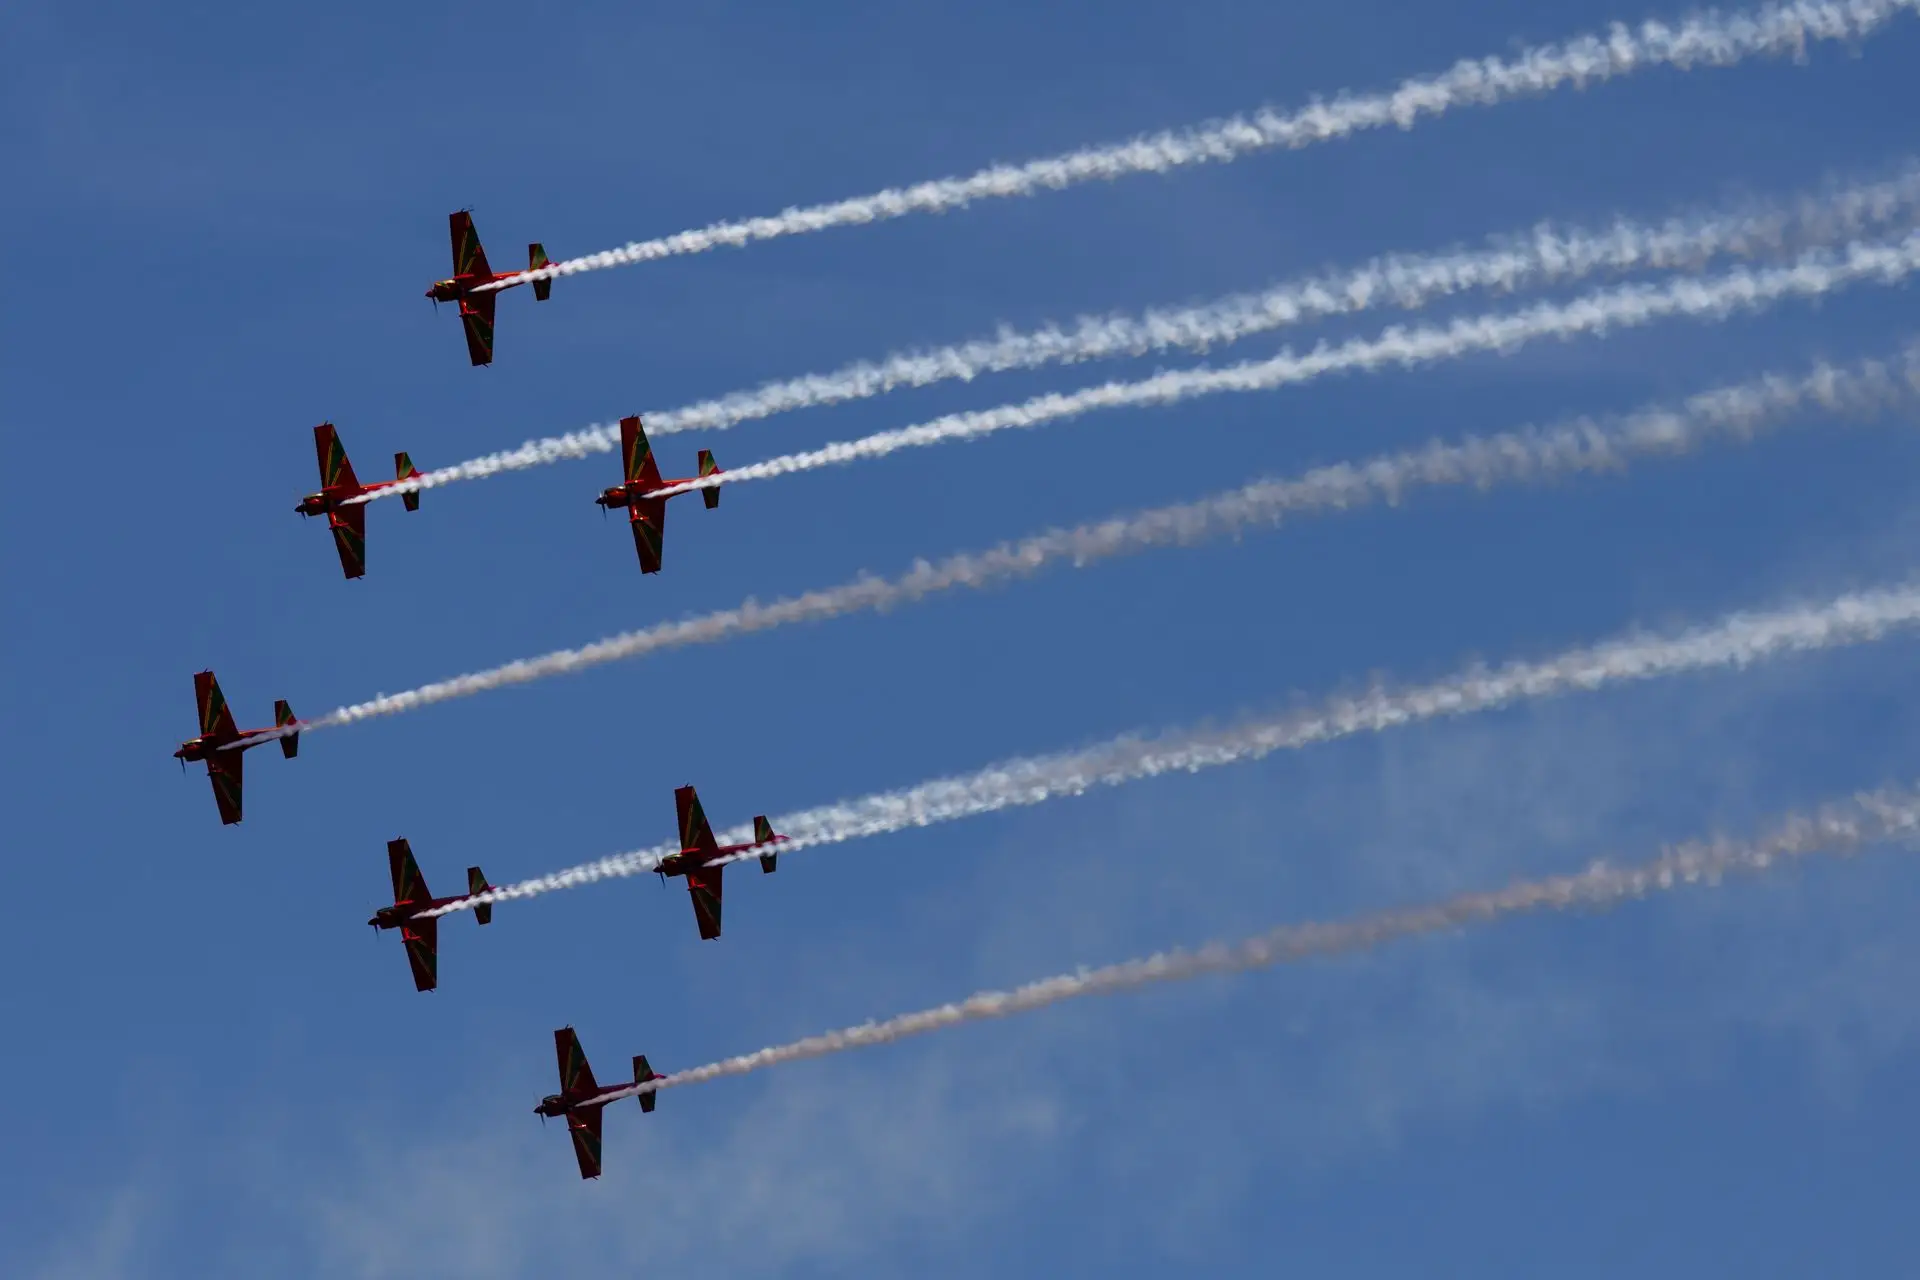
[594,782,1920,1106]
[428,578,1920,915]
[642,233,1920,499]
[371,169,1920,500]
[288,347,1920,759]
[478,0,1920,287]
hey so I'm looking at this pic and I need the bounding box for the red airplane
[534,1027,661,1180]
[594,416,724,574]
[367,838,497,992]
[654,785,787,940]
[173,670,300,825]
[296,423,422,579]
[425,210,552,366]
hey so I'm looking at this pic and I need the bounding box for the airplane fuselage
[656,840,771,879]
[427,272,525,304]
[595,477,699,509]
[535,1088,622,1119]
[174,731,264,763]
[297,481,392,518]
[368,894,469,929]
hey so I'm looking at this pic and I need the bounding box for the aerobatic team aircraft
[535,1027,661,1179]
[425,210,553,366]
[654,785,788,940]
[295,423,422,579]
[367,838,497,992]
[594,415,725,574]
[173,670,299,825]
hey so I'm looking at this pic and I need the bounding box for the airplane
[593,416,724,574]
[654,785,787,940]
[534,1026,661,1180]
[367,838,496,992]
[295,423,423,579]
[173,670,300,825]
[424,210,553,366]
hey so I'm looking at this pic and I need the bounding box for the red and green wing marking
[327,503,367,579]
[675,786,719,854]
[459,292,496,366]
[388,838,430,906]
[401,918,438,992]
[567,1106,604,1179]
[555,1027,599,1097]
[313,422,360,491]
[685,863,723,940]
[206,748,243,825]
[449,211,492,279]
[629,498,666,574]
[194,670,239,740]
[618,417,664,488]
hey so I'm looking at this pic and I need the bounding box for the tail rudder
[754,815,777,873]
[467,866,493,925]
[632,1055,658,1113]
[395,453,422,513]
[697,450,722,510]
[529,244,552,301]
[274,700,299,758]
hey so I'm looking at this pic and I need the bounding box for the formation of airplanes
[177,211,794,1180]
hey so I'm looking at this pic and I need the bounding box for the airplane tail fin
[632,1055,658,1113]
[697,450,722,510]
[395,452,422,513]
[754,815,778,873]
[467,866,493,925]
[274,700,300,758]
[529,244,553,302]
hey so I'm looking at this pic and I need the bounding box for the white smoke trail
[427,579,1920,916]
[284,347,1920,757]
[477,0,1920,288]
[641,232,1920,500]
[369,168,1920,500]
[592,782,1920,1106]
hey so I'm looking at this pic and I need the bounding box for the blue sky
[7,0,1920,1274]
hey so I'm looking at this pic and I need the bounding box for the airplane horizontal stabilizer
[529,244,552,302]
[633,1055,658,1113]
[395,452,422,512]
[274,700,300,758]
[467,866,493,925]
[698,450,722,509]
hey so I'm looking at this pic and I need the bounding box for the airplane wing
[195,670,240,740]
[314,422,360,490]
[555,1027,599,1095]
[388,838,430,906]
[327,504,367,580]
[449,211,492,278]
[618,416,665,488]
[459,292,496,367]
[567,1106,604,1179]
[685,862,723,940]
[401,918,438,992]
[629,498,666,574]
[206,748,243,825]
[675,785,720,854]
